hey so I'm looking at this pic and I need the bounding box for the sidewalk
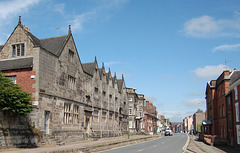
[187,135,239,153]
[0,135,159,153]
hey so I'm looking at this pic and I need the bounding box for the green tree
[0,73,32,116]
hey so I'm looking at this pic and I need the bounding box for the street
[100,133,187,153]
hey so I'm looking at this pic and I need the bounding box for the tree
[0,73,32,116]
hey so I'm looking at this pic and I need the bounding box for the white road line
[138,149,144,152]
[153,145,157,147]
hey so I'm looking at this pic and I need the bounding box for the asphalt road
[100,133,188,153]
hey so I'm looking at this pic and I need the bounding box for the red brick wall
[232,84,240,149]
[3,68,36,100]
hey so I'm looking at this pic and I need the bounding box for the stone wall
[0,110,40,148]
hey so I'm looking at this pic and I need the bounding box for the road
[100,133,188,153]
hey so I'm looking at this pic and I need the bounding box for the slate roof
[25,31,41,46]
[82,62,96,76]
[230,71,240,85]
[40,35,68,56]
[0,57,33,71]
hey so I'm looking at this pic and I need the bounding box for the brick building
[205,70,231,145]
[144,100,157,135]
[0,17,128,146]
[229,70,240,149]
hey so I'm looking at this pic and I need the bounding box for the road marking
[138,149,144,152]
[153,145,157,147]
[182,133,190,152]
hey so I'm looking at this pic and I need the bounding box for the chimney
[25,26,30,32]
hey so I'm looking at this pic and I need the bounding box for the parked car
[165,130,173,136]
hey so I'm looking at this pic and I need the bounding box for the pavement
[1,133,240,153]
[0,134,159,153]
[186,134,240,153]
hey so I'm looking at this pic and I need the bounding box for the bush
[0,73,32,116]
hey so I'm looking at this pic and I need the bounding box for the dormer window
[12,44,24,57]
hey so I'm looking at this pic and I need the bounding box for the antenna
[56,26,61,36]
[224,57,231,70]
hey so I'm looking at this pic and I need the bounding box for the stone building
[192,109,205,134]
[0,17,128,146]
[127,88,145,133]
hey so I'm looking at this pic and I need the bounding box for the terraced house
[0,17,128,146]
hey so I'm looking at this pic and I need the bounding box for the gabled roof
[40,35,69,56]
[82,62,96,76]
[25,31,41,46]
[230,71,240,85]
[0,57,33,71]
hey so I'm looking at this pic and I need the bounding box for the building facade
[229,71,240,149]
[127,88,145,133]
[0,18,128,146]
[144,100,157,135]
[205,71,231,145]
[193,109,205,134]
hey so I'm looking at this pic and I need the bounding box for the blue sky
[1,0,240,122]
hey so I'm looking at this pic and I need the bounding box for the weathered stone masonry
[0,17,128,147]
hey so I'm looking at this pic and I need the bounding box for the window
[219,105,222,118]
[103,91,106,96]
[237,125,240,144]
[68,75,75,90]
[94,110,99,122]
[139,110,142,117]
[12,44,24,57]
[139,102,142,106]
[222,104,224,117]
[68,50,74,63]
[95,87,98,93]
[228,114,232,129]
[235,87,238,100]
[236,102,239,122]
[102,112,107,123]
[128,97,132,101]
[227,96,231,105]
[6,76,16,84]
[73,105,79,124]
[129,121,133,128]
[64,103,71,124]
[129,108,132,115]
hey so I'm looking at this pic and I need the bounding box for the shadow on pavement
[214,145,240,153]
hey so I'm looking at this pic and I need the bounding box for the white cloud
[0,0,40,21]
[70,0,129,32]
[183,15,221,37]
[161,110,194,122]
[104,61,123,67]
[181,98,205,108]
[182,12,240,38]
[53,3,65,14]
[212,44,240,52]
[192,64,230,79]
[145,95,157,102]
[116,72,131,78]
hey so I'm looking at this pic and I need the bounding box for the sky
[1,0,240,122]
